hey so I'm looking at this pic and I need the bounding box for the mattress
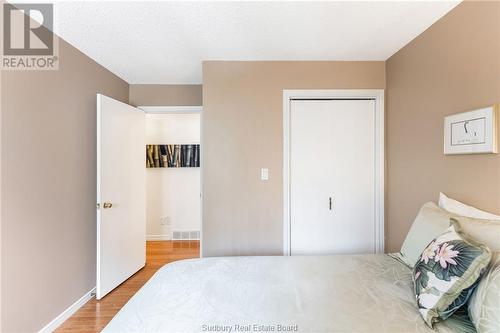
[103,254,476,333]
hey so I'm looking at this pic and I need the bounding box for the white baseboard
[38,287,95,333]
[147,234,172,241]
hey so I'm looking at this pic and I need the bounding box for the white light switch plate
[261,168,269,181]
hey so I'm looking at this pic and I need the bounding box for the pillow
[396,202,454,267]
[454,215,500,253]
[468,253,500,333]
[455,216,500,333]
[413,219,491,327]
[439,192,500,221]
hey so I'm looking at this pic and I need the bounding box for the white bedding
[103,255,475,333]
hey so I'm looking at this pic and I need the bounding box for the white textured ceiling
[46,0,460,84]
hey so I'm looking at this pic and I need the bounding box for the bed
[103,254,475,333]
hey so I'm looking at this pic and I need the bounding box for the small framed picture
[444,105,498,155]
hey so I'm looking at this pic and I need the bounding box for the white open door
[97,94,145,299]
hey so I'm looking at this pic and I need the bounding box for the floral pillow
[413,218,491,327]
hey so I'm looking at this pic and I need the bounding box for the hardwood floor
[56,240,200,333]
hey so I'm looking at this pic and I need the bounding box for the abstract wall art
[146,144,200,168]
[444,105,498,155]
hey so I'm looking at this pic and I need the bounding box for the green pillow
[396,202,453,267]
[413,219,491,327]
[468,252,500,333]
[450,214,500,333]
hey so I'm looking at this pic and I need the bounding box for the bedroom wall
[386,1,500,252]
[1,39,128,333]
[129,84,202,107]
[202,61,385,256]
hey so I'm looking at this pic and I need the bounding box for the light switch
[261,168,269,181]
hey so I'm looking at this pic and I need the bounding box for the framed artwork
[444,105,498,155]
[146,144,200,168]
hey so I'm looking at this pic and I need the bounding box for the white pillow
[438,192,500,221]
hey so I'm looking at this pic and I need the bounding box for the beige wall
[1,39,128,332]
[386,1,500,252]
[129,84,202,106]
[202,61,385,256]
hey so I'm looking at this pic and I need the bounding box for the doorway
[96,96,201,299]
[142,107,202,276]
[142,108,201,245]
[282,90,384,256]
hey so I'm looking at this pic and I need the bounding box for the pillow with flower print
[413,218,491,327]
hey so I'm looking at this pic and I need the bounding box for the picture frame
[146,144,200,168]
[444,105,498,155]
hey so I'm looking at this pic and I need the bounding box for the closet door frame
[282,89,385,256]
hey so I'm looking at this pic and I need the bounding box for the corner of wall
[384,0,500,252]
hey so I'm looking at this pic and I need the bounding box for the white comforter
[103,255,474,333]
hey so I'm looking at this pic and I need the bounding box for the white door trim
[282,89,385,256]
[138,106,202,114]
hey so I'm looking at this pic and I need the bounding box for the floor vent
[172,230,200,240]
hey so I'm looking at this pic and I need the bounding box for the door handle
[329,197,332,211]
[102,202,113,209]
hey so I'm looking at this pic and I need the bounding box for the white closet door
[290,99,375,255]
[97,94,145,299]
